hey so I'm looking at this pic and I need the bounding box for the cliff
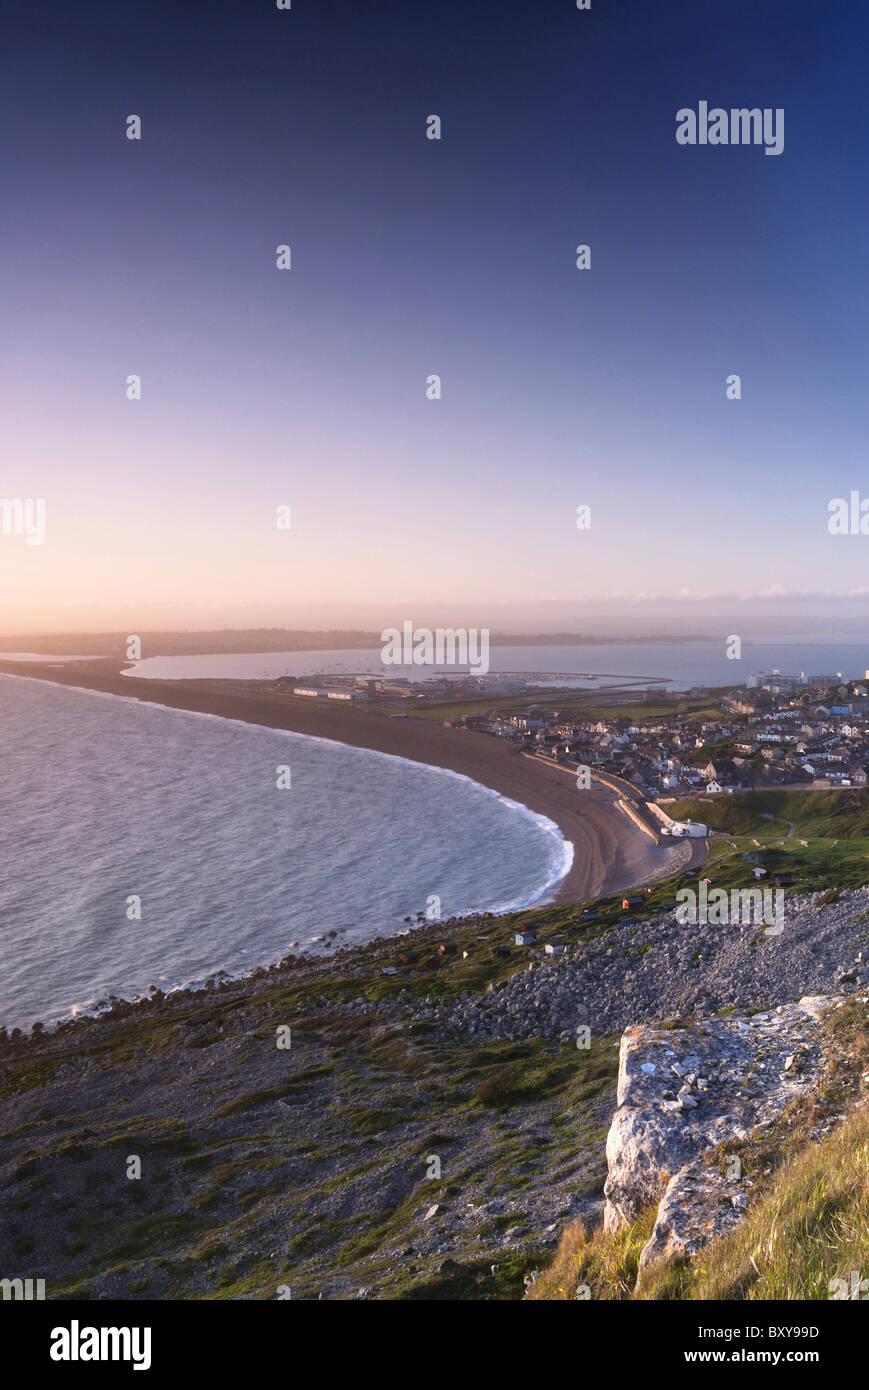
[603,997,838,1272]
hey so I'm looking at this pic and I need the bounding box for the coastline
[0,657,689,907]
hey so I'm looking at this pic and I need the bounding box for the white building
[667,819,708,838]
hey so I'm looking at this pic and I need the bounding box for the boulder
[602,998,836,1266]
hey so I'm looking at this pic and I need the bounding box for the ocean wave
[0,673,573,1029]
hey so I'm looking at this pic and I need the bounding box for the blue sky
[1,0,868,633]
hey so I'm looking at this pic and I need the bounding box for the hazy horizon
[4,598,869,645]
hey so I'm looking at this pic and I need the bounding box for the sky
[2,0,869,636]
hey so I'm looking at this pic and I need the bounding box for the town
[452,669,869,801]
[275,666,869,803]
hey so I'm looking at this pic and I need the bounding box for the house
[753,867,769,879]
[622,896,644,910]
[544,943,564,957]
[514,927,537,946]
[668,819,708,838]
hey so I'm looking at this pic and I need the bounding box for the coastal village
[458,672,869,799]
[280,667,869,802]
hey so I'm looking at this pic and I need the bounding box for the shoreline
[0,657,701,1034]
[0,657,687,911]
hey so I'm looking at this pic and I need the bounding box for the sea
[5,633,869,1030]
[122,637,869,690]
[0,675,571,1032]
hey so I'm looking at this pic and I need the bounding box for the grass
[210,1065,334,1118]
[527,1208,658,1300]
[459,1036,617,1114]
[669,787,869,840]
[410,693,725,724]
[532,1103,869,1302]
[475,1063,518,1106]
[531,998,869,1301]
[639,1103,869,1299]
[6,789,869,1301]
[399,1248,549,1300]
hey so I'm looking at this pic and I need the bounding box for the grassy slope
[666,788,869,892]
[5,787,869,1301]
[411,695,726,723]
[529,997,869,1301]
[668,788,869,838]
[0,905,620,1301]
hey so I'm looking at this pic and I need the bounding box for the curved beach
[0,657,690,904]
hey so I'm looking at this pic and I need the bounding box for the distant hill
[0,628,716,657]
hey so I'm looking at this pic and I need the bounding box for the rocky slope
[603,997,836,1270]
[408,887,869,1041]
[2,884,868,1299]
